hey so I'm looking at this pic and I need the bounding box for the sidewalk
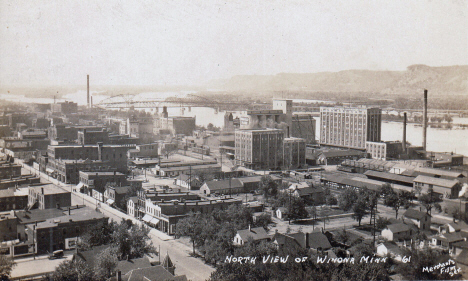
[18,159,174,241]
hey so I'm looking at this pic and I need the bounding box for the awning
[76,182,84,190]
[149,218,160,225]
[46,168,54,173]
[142,214,152,223]
[106,199,115,205]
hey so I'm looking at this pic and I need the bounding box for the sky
[1,0,467,86]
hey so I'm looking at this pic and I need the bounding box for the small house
[403,209,431,231]
[233,226,270,246]
[376,242,405,261]
[381,223,417,241]
[276,207,288,220]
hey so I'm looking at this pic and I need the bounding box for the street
[16,160,215,281]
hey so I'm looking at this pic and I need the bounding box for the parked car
[48,250,64,259]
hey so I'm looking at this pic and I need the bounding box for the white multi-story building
[320,107,381,150]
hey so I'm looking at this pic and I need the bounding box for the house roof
[445,223,462,232]
[415,167,464,179]
[113,265,187,281]
[455,250,468,265]
[237,227,270,242]
[294,186,324,197]
[453,241,468,249]
[413,175,459,188]
[116,257,152,275]
[175,174,201,184]
[305,232,332,250]
[128,197,139,204]
[73,245,110,268]
[380,241,400,250]
[386,223,416,233]
[237,176,263,184]
[112,186,132,194]
[277,207,288,213]
[272,232,302,248]
[403,209,429,220]
[435,232,466,243]
[203,179,244,191]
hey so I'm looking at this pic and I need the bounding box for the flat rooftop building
[320,107,381,150]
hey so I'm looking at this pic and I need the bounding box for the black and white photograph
[1,1,468,280]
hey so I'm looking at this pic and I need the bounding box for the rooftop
[403,209,429,220]
[35,207,107,229]
[237,227,270,242]
[203,179,244,191]
[386,223,416,233]
[413,175,459,188]
[79,171,126,176]
[0,187,29,197]
[29,184,70,195]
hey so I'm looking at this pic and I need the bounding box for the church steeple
[162,251,175,275]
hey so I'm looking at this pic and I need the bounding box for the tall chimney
[91,96,93,108]
[423,89,428,151]
[402,112,407,154]
[87,75,90,108]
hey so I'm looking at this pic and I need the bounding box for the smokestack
[91,96,93,108]
[402,112,407,154]
[87,75,90,108]
[423,89,428,151]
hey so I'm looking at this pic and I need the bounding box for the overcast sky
[1,0,467,86]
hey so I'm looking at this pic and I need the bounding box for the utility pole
[189,165,192,191]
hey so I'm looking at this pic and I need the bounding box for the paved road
[17,160,215,281]
[10,254,73,279]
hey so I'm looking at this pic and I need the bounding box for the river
[1,92,467,155]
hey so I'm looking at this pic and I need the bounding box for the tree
[128,224,157,258]
[379,183,393,198]
[325,194,337,206]
[396,248,458,280]
[286,196,308,222]
[175,212,206,255]
[452,208,461,222]
[419,191,442,215]
[384,192,401,219]
[384,189,410,219]
[78,220,116,250]
[334,227,350,245]
[52,260,94,281]
[376,216,391,230]
[111,222,132,259]
[338,188,358,211]
[352,198,367,226]
[259,175,278,201]
[160,144,178,159]
[94,247,118,281]
[253,213,271,230]
[0,253,16,280]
